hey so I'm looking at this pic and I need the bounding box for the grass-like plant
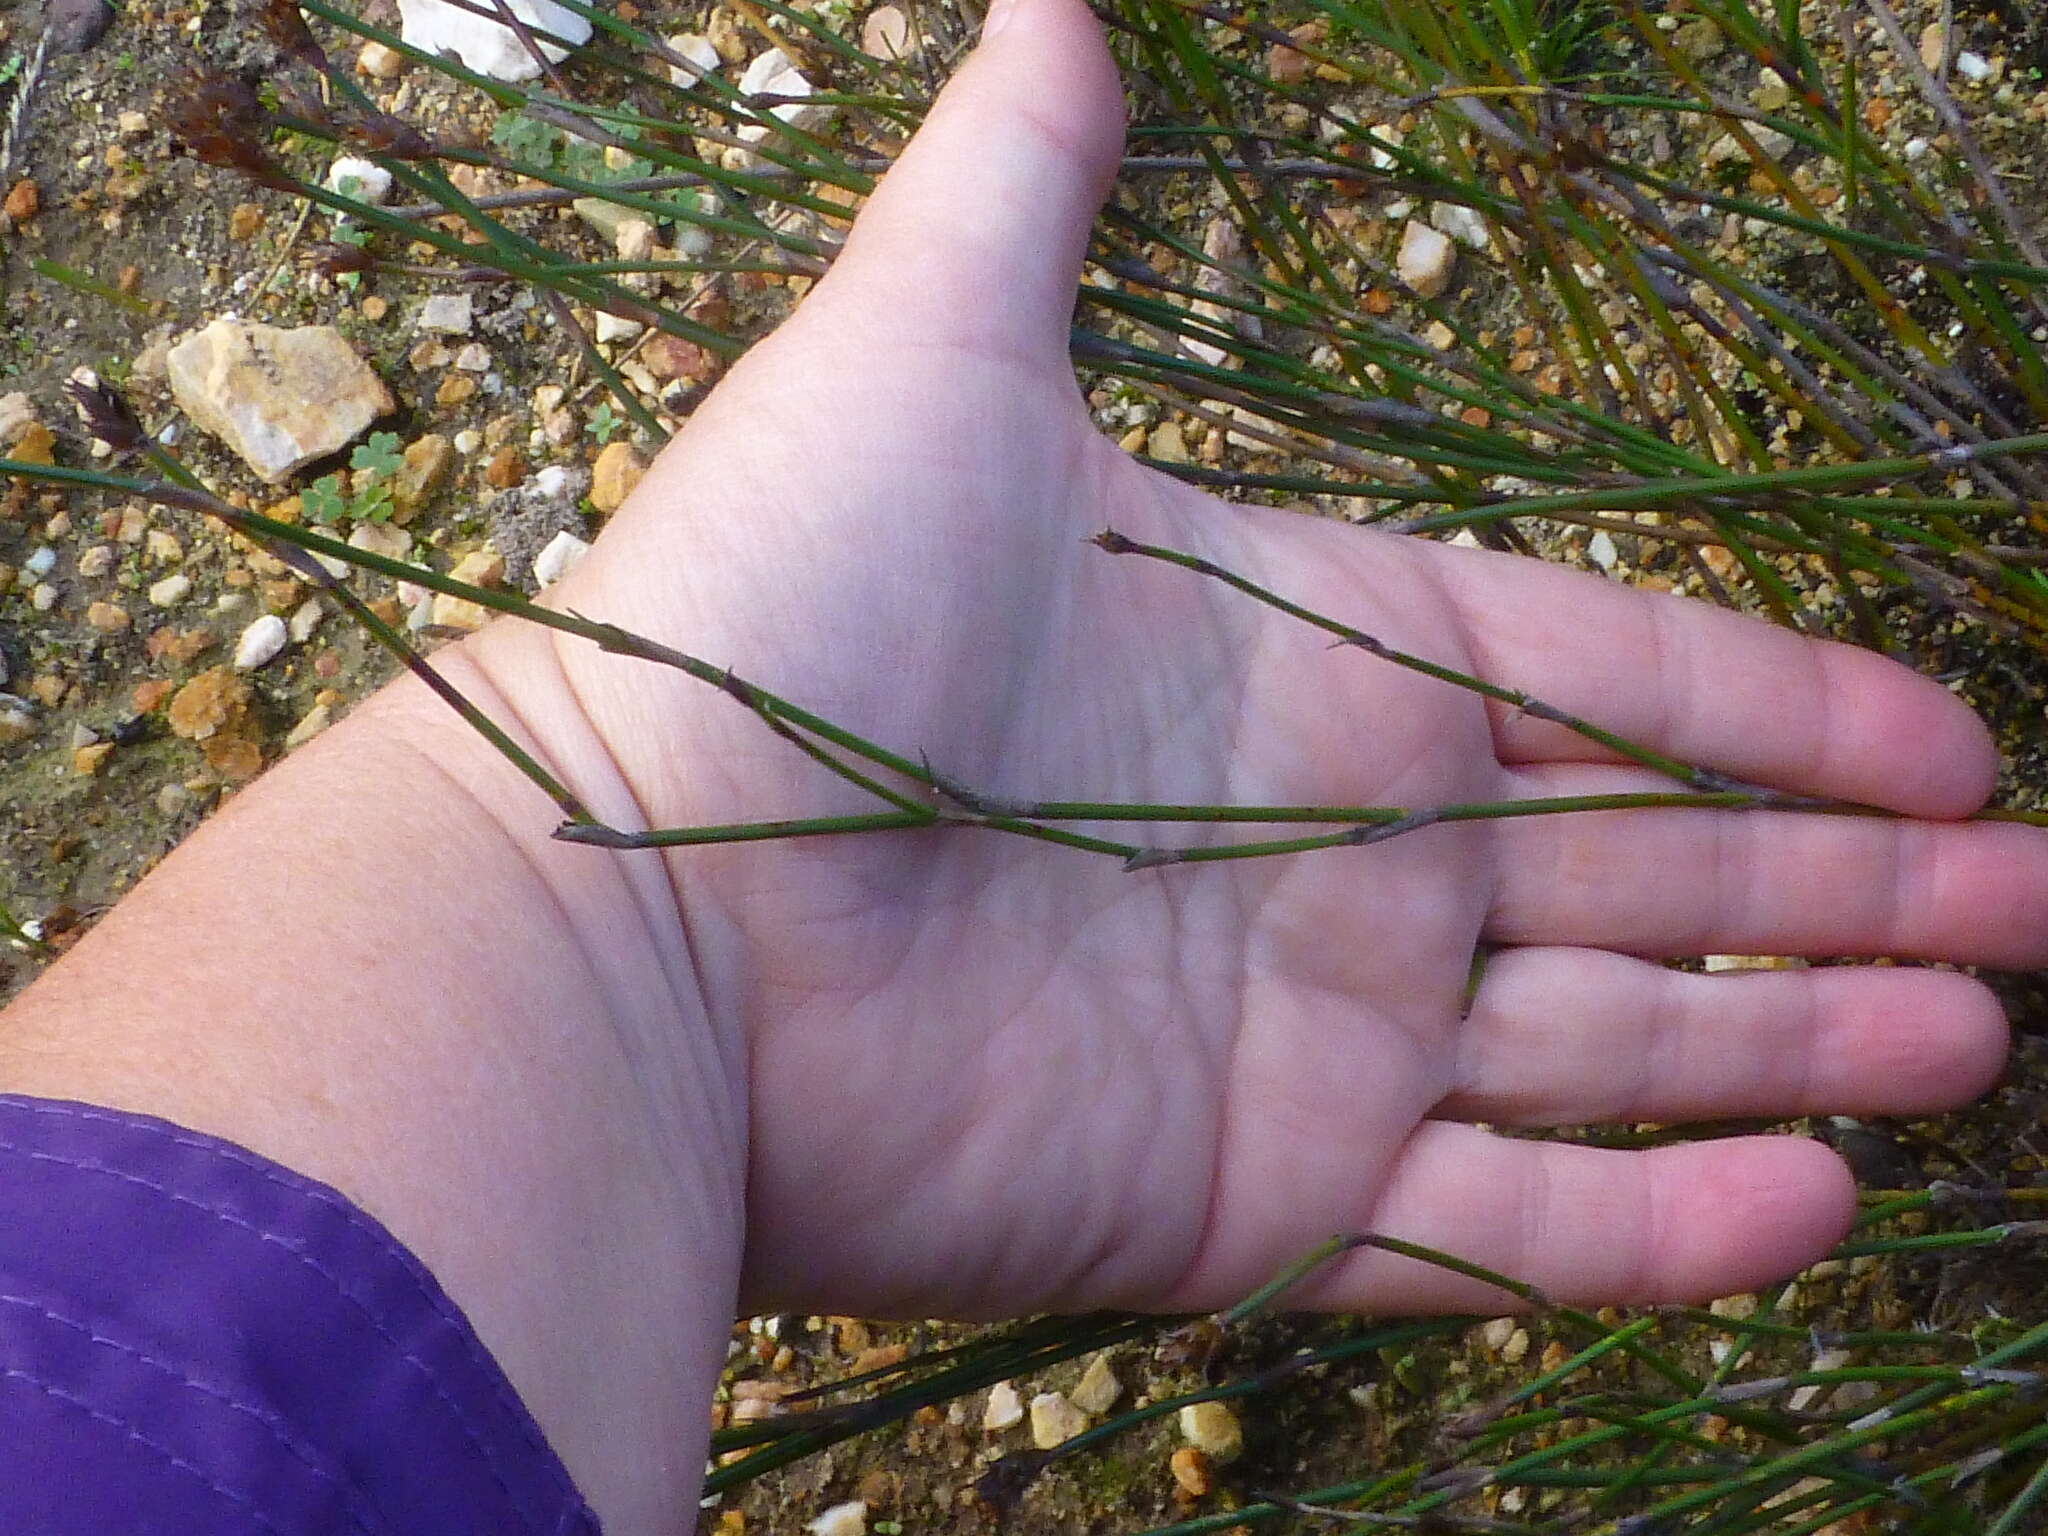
[8,0,2048,1526]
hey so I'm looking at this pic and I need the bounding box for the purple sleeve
[0,1094,602,1534]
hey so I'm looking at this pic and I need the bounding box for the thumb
[801,0,1126,368]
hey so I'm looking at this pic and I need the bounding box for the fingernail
[982,0,1021,42]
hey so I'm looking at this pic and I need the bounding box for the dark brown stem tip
[552,821,641,848]
[1091,528,1139,555]
[1121,846,1179,872]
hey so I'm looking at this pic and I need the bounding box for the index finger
[1429,540,1999,818]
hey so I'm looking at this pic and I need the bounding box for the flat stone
[532,529,591,589]
[418,294,475,335]
[397,0,592,81]
[168,321,395,484]
[284,702,332,750]
[167,666,249,741]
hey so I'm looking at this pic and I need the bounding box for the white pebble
[288,597,326,644]
[666,32,721,86]
[325,155,393,205]
[233,613,289,671]
[453,429,483,455]
[533,464,574,497]
[594,312,644,345]
[1956,51,1991,83]
[804,1501,866,1536]
[1178,1401,1244,1462]
[1396,220,1455,299]
[148,573,193,607]
[532,529,591,589]
[22,546,56,578]
[1430,201,1490,251]
[1586,530,1618,570]
[982,1381,1024,1432]
[30,583,55,612]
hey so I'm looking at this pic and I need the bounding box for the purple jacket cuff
[0,1093,601,1534]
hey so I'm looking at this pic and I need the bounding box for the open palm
[491,0,2039,1322]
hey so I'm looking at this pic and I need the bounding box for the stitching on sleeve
[0,1105,559,1535]
[0,1364,293,1535]
[0,1292,384,1536]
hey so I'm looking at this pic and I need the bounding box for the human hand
[478,0,2045,1322]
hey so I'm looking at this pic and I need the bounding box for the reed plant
[7,0,2048,1526]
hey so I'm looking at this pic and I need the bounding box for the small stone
[429,592,494,630]
[284,702,332,750]
[156,782,192,815]
[360,295,389,322]
[1919,21,1946,71]
[118,110,149,135]
[805,1501,866,1536]
[29,583,56,612]
[0,696,35,745]
[1396,220,1455,299]
[167,321,395,484]
[348,521,413,564]
[288,597,325,644]
[454,343,492,372]
[1672,17,1723,61]
[9,423,55,466]
[436,374,478,408]
[4,179,39,222]
[1071,1354,1122,1416]
[233,614,289,671]
[1178,1402,1243,1462]
[204,732,264,781]
[1029,1392,1088,1450]
[1956,51,1992,83]
[69,723,99,751]
[132,679,174,713]
[1501,1328,1531,1364]
[148,572,192,608]
[644,334,716,383]
[85,601,130,633]
[483,446,526,489]
[453,428,482,455]
[1479,1317,1518,1352]
[861,5,913,58]
[396,0,592,82]
[0,392,40,452]
[982,1382,1025,1432]
[145,529,183,563]
[448,546,506,590]
[531,529,591,589]
[594,312,644,346]
[419,294,475,335]
[1586,529,1618,570]
[357,39,406,77]
[168,666,249,741]
[1431,201,1489,251]
[77,544,116,579]
[1169,1447,1213,1497]
[73,741,115,776]
[615,218,659,263]
[572,196,645,246]
[325,156,393,205]
[1146,421,1191,464]
[666,32,721,86]
[733,48,837,163]
[396,435,455,516]
[590,440,647,513]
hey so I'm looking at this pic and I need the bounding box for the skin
[3,0,2046,1528]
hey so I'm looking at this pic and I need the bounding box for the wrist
[1,633,745,1534]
